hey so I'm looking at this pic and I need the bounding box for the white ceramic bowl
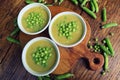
[49,12,87,47]
[22,37,60,76]
[17,3,51,35]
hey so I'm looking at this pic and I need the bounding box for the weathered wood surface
[0,0,120,80]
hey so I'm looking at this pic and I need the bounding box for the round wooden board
[19,6,104,74]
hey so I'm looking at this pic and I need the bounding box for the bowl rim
[49,11,87,47]
[17,3,51,35]
[22,37,60,76]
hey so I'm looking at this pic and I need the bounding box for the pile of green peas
[26,12,44,28]
[58,21,77,39]
[32,47,53,67]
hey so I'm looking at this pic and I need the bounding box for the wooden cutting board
[19,6,104,74]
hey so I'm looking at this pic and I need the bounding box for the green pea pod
[6,36,20,44]
[55,73,74,80]
[103,53,109,71]
[25,0,35,4]
[92,0,99,13]
[38,77,43,80]
[99,44,111,55]
[71,0,79,5]
[81,0,89,7]
[90,1,95,12]
[102,22,118,28]
[102,7,107,22]
[81,6,97,19]
[10,27,20,36]
[104,38,114,56]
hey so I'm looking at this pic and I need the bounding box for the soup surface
[51,14,84,45]
[26,40,57,73]
[22,6,48,33]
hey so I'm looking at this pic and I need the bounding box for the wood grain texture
[19,6,104,74]
[0,0,120,80]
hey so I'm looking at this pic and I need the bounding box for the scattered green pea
[102,22,118,28]
[81,6,97,19]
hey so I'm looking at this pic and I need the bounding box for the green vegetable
[81,6,97,19]
[79,0,84,3]
[102,7,107,22]
[25,0,35,4]
[38,75,51,80]
[32,47,53,67]
[90,1,95,12]
[71,0,79,5]
[103,53,109,71]
[81,0,88,7]
[13,18,18,27]
[10,27,20,36]
[59,0,64,5]
[58,21,77,39]
[102,22,118,28]
[6,36,20,44]
[104,38,114,56]
[55,73,74,80]
[92,0,99,13]
[99,44,111,55]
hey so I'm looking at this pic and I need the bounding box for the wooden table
[0,0,120,80]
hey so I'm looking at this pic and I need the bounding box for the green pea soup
[26,40,57,73]
[51,14,84,45]
[22,6,49,33]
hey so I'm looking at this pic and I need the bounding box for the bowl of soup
[49,12,87,47]
[18,3,51,35]
[22,37,60,76]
